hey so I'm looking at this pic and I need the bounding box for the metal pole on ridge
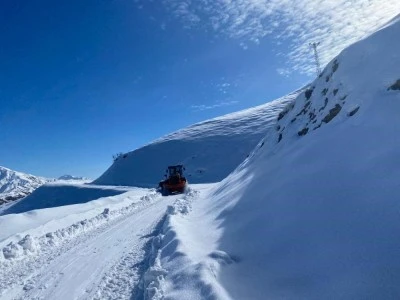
[310,42,321,76]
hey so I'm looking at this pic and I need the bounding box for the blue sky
[1,0,398,178]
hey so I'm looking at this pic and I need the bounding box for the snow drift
[154,15,400,299]
[93,94,297,187]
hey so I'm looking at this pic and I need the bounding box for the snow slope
[93,94,298,187]
[149,15,400,299]
[0,166,49,205]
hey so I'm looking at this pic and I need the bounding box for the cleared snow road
[1,192,178,300]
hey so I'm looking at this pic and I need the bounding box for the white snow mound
[93,94,298,187]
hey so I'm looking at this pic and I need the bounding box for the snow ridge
[138,188,199,300]
[135,187,232,300]
[1,190,159,261]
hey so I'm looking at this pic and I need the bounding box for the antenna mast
[309,42,321,76]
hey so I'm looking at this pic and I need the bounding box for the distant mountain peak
[58,175,89,181]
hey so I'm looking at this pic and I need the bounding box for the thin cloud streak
[191,100,239,111]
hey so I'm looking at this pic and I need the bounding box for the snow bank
[0,186,155,246]
[136,185,232,300]
[93,94,298,187]
[0,189,159,263]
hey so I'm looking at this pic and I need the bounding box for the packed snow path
[0,190,182,300]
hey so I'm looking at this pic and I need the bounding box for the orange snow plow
[158,165,187,196]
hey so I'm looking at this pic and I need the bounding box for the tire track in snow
[90,188,199,300]
[90,216,168,300]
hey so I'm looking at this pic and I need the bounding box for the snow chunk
[3,242,23,259]
[18,235,39,254]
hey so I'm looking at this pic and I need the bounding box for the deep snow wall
[205,16,400,299]
[93,95,297,187]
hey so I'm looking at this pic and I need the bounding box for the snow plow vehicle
[158,165,187,196]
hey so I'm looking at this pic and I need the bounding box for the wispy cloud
[277,68,291,77]
[163,0,201,28]
[216,82,231,94]
[159,0,400,75]
[191,100,238,111]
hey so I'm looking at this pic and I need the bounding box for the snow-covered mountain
[0,166,48,205]
[94,93,298,187]
[153,15,400,299]
[58,175,90,181]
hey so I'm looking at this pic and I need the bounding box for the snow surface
[0,166,49,205]
[0,184,141,243]
[93,94,298,187]
[0,185,204,300]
